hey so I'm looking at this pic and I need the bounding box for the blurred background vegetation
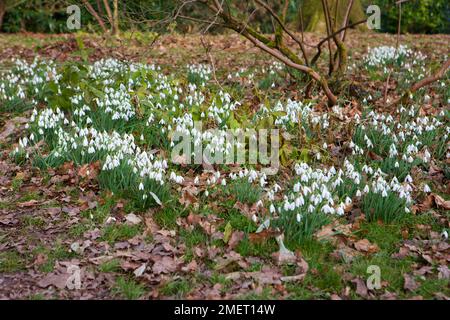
[0,0,448,34]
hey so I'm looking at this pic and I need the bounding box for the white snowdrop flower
[382,189,388,197]
[345,197,352,206]
[139,182,144,191]
[221,179,227,186]
[252,214,258,223]
[423,184,431,193]
[269,204,276,214]
[395,161,400,168]
[296,213,302,223]
[363,185,370,194]
[404,207,410,213]
[405,175,413,183]
[441,230,448,240]
[204,190,209,197]
[356,190,362,197]
[336,206,344,216]
[194,176,199,185]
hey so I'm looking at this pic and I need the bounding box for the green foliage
[227,178,262,204]
[113,277,146,299]
[362,191,407,223]
[365,0,450,34]
[275,211,331,245]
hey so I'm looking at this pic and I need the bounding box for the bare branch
[388,60,450,107]
[253,0,309,65]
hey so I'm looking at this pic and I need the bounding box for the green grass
[99,259,121,273]
[11,177,23,191]
[349,252,414,294]
[113,277,146,299]
[180,226,208,262]
[0,250,25,272]
[0,201,12,209]
[21,215,45,228]
[33,242,76,273]
[224,209,257,233]
[101,224,142,244]
[239,287,278,300]
[236,237,278,259]
[19,191,43,202]
[28,293,47,300]
[160,279,193,298]
[414,278,450,299]
[227,180,262,204]
[68,222,93,237]
[153,205,184,229]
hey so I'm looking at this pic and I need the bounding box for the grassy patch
[349,252,414,294]
[33,242,76,273]
[99,259,121,273]
[112,277,146,299]
[0,250,25,272]
[160,279,193,298]
[101,224,142,244]
[180,226,208,262]
[236,237,277,259]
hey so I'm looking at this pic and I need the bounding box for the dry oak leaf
[179,186,198,207]
[228,230,245,249]
[233,201,258,220]
[38,273,71,289]
[78,161,100,180]
[125,213,142,225]
[354,239,379,254]
[403,273,419,291]
[351,277,368,298]
[152,256,178,274]
[248,229,279,244]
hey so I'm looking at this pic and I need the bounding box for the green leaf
[223,222,233,244]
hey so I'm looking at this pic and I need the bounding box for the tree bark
[113,0,119,35]
[82,0,108,33]
[0,0,6,32]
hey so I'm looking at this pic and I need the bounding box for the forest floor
[0,31,449,300]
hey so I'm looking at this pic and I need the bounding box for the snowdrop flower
[423,184,431,193]
[363,185,370,194]
[269,204,276,214]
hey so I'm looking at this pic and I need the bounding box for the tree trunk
[83,0,108,33]
[0,0,6,32]
[301,0,366,33]
[113,0,119,35]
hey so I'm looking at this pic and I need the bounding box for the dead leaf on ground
[403,273,419,291]
[354,239,379,254]
[228,230,244,249]
[351,277,368,298]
